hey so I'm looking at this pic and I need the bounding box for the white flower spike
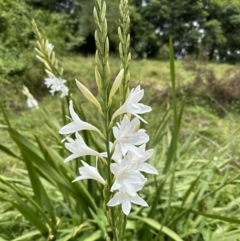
[72,161,105,185]
[59,100,101,135]
[64,132,103,162]
[111,85,152,123]
[113,115,149,156]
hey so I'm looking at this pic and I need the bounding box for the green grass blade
[0,226,15,240]
[190,209,240,224]
[35,136,98,213]
[0,102,12,128]
[151,105,171,147]
[181,174,202,207]
[131,216,183,241]
[22,152,57,224]
[84,230,102,241]
[11,200,48,234]
[163,38,185,174]
[0,144,21,160]
[11,230,40,241]
[8,127,97,216]
[89,208,108,239]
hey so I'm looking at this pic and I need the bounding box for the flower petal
[130,194,148,207]
[122,199,131,215]
[138,163,158,175]
[59,100,100,135]
[72,161,105,184]
[107,192,123,206]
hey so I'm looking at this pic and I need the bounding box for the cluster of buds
[59,83,158,215]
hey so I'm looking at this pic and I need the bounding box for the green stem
[121,215,127,240]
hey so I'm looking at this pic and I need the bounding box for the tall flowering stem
[32,20,63,79]
[58,1,157,241]
[32,20,69,98]
[118,0,131,104]
[94,0,118,239]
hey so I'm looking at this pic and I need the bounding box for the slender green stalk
[121,215,127,241]
[119,0,131,104]
[94,1,118,240]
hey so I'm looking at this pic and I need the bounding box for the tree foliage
[1,0,240,96]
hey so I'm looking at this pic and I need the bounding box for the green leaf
[11,200,48,234]
[0,225,15,240]
[181,174,202,207]
[131,216,183,241]
[11,230,40,241]
[190,209,240,225]
[89,208,107,239]
[84,230,102,241]
[0,102,11,128]
[0,144,21,160]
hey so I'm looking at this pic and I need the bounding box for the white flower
[72,161,105,185]
[101,142,123,165]
[110,155,147,195]
[107,186,148,216]
[44,76,69,98]
[128,145,158,175]
[113,115,149,156]
[47,43,54,52]
[111,143,123,164]
[111,85,152,123]
[60,85,69,98]
[59,100,100,135]
[26,98,38,109]
[64,132,102,162]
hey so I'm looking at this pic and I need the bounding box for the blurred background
[1,0,240,108]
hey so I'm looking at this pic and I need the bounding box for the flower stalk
[57,1,157,241]
[119,0,131,104]
[32,20,69,98]
[94,1,118,239]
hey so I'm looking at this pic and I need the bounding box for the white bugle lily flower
[59,100,101,135]
[64,132,103,162]
[113,115,149,156]
[101,142,123,165]
[44,76,69,98]
[110,155,147,195]
[107,185,148,216]
[128,144,158,175]
[111,85,152,123]
[26,98,39,109]
[72,161,105,185]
